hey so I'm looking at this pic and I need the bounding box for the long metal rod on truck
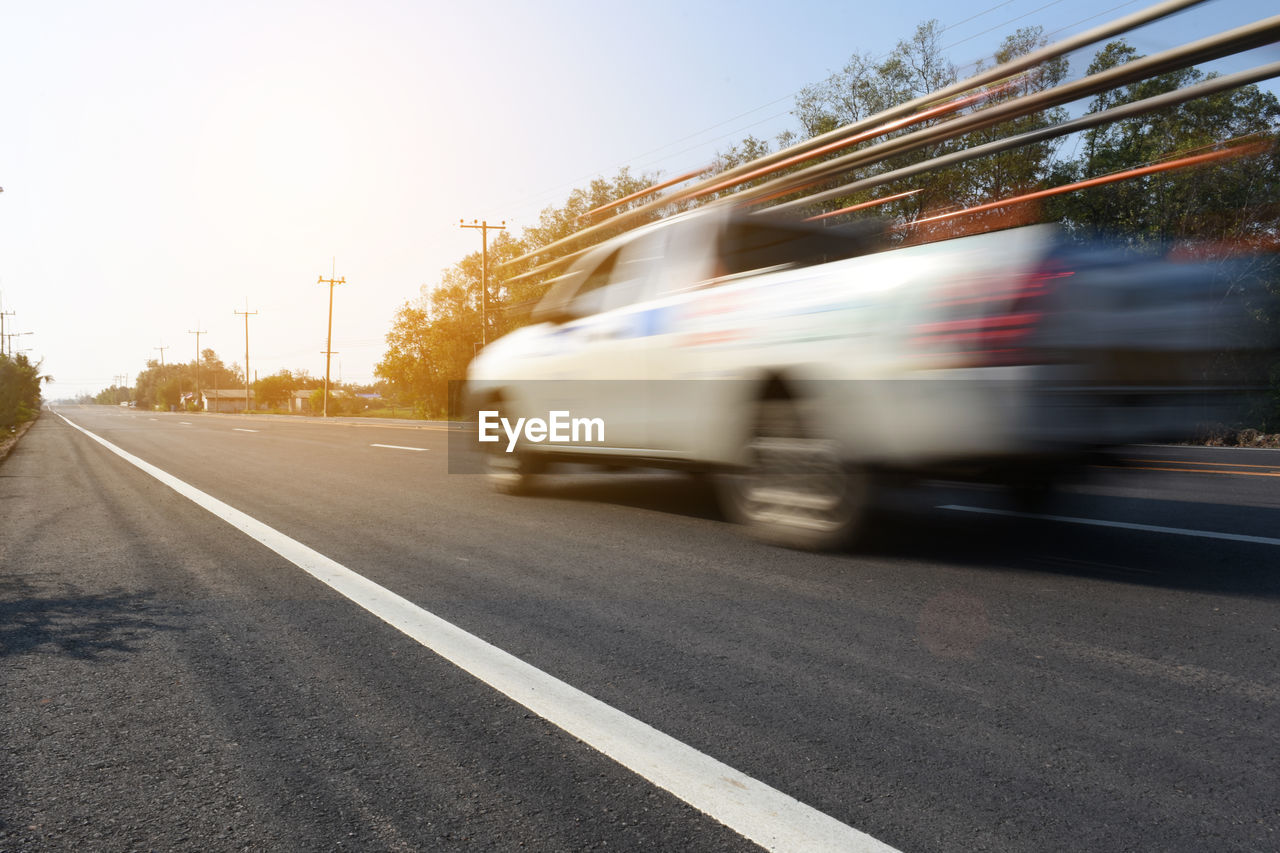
[498,0,1208,279]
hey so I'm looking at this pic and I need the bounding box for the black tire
[716,397,871,550]
[485,448,543,495]
[475,396,544,496]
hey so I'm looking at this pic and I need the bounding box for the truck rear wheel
[717,398,870,550]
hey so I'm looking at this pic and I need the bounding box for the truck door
[531,229,667,451]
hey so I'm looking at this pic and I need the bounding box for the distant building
[201,389,254,413]
[291,390,313,413]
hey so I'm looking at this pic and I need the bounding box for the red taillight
[912,264,1072,365]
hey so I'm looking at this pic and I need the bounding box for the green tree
[953,28,1070,205]
[309,387,349,415]
[794,21,956,138]
[93,384,131,405]
[0,353,45,429]
[1047,40,1280,246]
[155,377,184,411]
[376,276,480,418]
[792,20,961,224]
[199,349,241,393]
[254,371,297,410]
[703,135,775,199]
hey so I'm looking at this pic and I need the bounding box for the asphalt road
[2,405,1277,852]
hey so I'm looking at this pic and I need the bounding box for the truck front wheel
[476,396,544,495]
[486,448,544,495]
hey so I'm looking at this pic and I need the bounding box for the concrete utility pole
[4,331,31,355]
[155,345,170,411]
[317,261,345,417]
[235,305,258,413]
[460,219,506,346]
[0,309,14,357]
[188,326,206,407]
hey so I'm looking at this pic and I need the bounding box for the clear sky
[2,0,1275,400]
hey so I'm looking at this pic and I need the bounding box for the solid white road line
[370,443,428,452]
[939,504,1280,547]
[54,411,897,853]
[233,428,259,433]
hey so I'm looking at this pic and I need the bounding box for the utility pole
[460,219,506,346]
[0,309,14,357]
[155,345,170,411]
[3,331,31,354]
[188,326,206,408]
[235,305,258,413]
[317,260,345,417]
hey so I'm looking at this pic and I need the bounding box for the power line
[941,0,1025,36]
[489,0,1166,223]
[942,0,1075,53]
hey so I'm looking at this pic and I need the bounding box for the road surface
[2,406,1277,851]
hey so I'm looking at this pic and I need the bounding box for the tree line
[92,348,385,415]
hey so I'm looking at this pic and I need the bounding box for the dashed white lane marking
[233,428,259,433]
[179,421,192,425]
[55,411,896,853]
[371,443,428,452]
[939,504,1280,547]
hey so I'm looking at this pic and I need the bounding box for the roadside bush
[0,353,43,430]
[309,388,351,415]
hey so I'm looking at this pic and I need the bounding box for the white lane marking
[371,443,428,452]
[939,504,1280,547]
[54,410,896,853]
[233,428,259,433]
[179,421,192,425]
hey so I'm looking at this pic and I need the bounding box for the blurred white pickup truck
[467,206,1271,548]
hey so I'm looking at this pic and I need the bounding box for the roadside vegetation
[0,352,46,431]
[92,348,398,417]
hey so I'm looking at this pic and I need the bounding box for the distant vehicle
[467,207,1272,549]
[119,401,129,407]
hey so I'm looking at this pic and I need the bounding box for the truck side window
[602,229,667,312]
[655,216,716,295]
[567,250,621,318]
[717,219,883,275]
